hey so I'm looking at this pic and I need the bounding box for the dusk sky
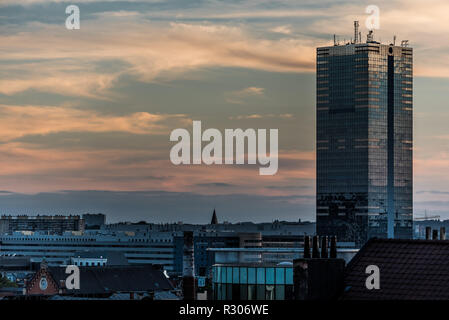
[1,0,449,223]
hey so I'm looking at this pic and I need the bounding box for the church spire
[211,209,218,225]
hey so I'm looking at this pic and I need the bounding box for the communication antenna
[354,21,359,43]
[333,34,337,46]
[367,30,374,42]
[393,35,396,46]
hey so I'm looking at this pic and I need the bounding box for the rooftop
[342,238,449,300]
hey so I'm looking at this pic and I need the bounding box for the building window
[266,268,274,285]
[275,268,285,284]
[248,268,256,284]
[256,268,265,284]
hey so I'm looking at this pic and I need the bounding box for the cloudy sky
[0,0,448,223]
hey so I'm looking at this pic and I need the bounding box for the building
[210,241,358,300]
[0,256,33,286]
[23,263,175,300]
[316,24,413,246]
[212,263,294,300]
[82,213,106,230]
[173,232,240,277]
[0,231,176,273]
[70,251,129,267]
[0,215,85,235]
[173,230,313,278]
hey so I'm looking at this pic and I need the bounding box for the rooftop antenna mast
[354,21,359,43]
[393,35,396,46]
[367,30,374,42]
[333,34,337,46]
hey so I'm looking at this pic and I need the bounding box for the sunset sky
[1,0,449,223]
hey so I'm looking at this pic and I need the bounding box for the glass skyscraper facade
[316,37,413,246]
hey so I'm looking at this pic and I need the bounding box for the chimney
[330,236,337,259]
[440,227,446,240]
[312,236,320,258]
[293,256,345,300]
[182,231,196,300]
[303,236,311,258]
[321,236,328,258]
[425,227,432,240]
[432,229,439,240]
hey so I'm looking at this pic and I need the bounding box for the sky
[0,0,448,223]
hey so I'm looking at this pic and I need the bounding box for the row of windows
[213,283,293,300]
[212,266,293,285]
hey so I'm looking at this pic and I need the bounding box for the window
[256,285,265,300]
[239,267,247,284]
[226,267,232,284]
[265,285,275,300]
[240,285,248,300]
[248,285,256,300]
[221,267,226,284]
[232,267,239,284]
[275,285,285,300]
[285,268,293,285]
[275,268,285,284]
[256,268,265,284]
[248,268,256,284]
[266,268,274,285]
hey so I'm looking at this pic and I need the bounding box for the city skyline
[1,0,449,223]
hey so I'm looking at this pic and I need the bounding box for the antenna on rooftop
[393,35,396,46]
[354,21,359,43]
[333,34,337,46]
[367,30,374,42]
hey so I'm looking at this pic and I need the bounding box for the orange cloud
[0,104,190,141]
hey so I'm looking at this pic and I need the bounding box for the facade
[316,28,413,246]
[210,245,358,300]
[212,263,293,300]
[82,213,106,229]
[0,215,84,235]
[0,231,176,273]
[24,263,174,299]
[70,251,129,267]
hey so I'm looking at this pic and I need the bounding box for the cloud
[196,182,235,187]
[236,87,265,96]
[0,0,164,5]
[226,86,266,104]
[0,21,314,98]
[0,104,190,142]
[229,114,293,120]
[270,25,293,35]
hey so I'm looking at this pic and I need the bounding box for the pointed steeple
[211,209,218,225]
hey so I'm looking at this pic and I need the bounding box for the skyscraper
[316,25,413,246]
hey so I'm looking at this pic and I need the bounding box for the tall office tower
[316,25,413,246]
